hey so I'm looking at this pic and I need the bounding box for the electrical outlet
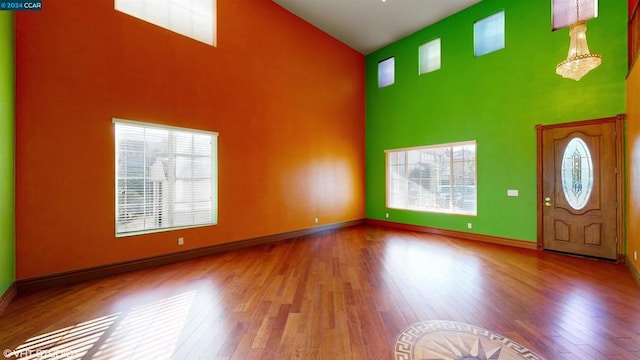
[385,213,389,218]
[178,237,184,246]
[314,217,319,224]
[467,223,472,229]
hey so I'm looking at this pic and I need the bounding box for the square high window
[474,11,505,57]
[378,57,395,88]
[419,38,441,75]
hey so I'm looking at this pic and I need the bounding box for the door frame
[536,115,626,262]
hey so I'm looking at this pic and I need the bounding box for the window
[474,11,505,56]
[386,141,476,215]
[553,0,598,30]
[114,119,218,236]
[378,57,395,88]
[115,0,216,46]
[419,38,441,74]
[561,137,593,210]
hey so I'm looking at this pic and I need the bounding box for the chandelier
[555,1,601,81]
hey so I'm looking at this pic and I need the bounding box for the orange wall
[628,60,640,274]
[14,0,365,279]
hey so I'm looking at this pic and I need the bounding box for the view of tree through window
[114,120,218,236]
[386,141,477,215]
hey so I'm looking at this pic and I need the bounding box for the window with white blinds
[114,119,218,236]
[115,0,216,46]
[386,141,477,215]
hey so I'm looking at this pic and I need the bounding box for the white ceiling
[273,0,483,55]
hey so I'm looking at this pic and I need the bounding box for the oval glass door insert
[561,137,593,210]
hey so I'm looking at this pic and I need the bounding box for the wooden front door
[539,119,620,260]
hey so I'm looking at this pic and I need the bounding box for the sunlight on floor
[558,289,604,330]
[6,291,197,359]
[383,237,482,288]
[9,314,119,359]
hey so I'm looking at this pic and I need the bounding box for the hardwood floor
[1,224,639,359]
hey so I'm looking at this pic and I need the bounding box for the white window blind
[386,141,477,215]
[419,38,441,74]
[474,11,505,57]
[114,119,218,236]
[115,0,216,46]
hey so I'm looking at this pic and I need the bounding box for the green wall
[366,0,627,242]
[0,11,15,296]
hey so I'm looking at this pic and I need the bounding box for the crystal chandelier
[556,20,601,80]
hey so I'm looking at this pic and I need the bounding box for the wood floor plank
[1,224,640,359]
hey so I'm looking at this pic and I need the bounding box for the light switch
[507,189,519,197]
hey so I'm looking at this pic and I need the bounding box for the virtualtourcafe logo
[0,0,41,10]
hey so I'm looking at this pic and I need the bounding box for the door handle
[544,197,553,207]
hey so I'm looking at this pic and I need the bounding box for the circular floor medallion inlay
[394,320,545,360]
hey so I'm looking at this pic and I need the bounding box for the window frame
[114,118,218,237]
[385,141,477,216]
